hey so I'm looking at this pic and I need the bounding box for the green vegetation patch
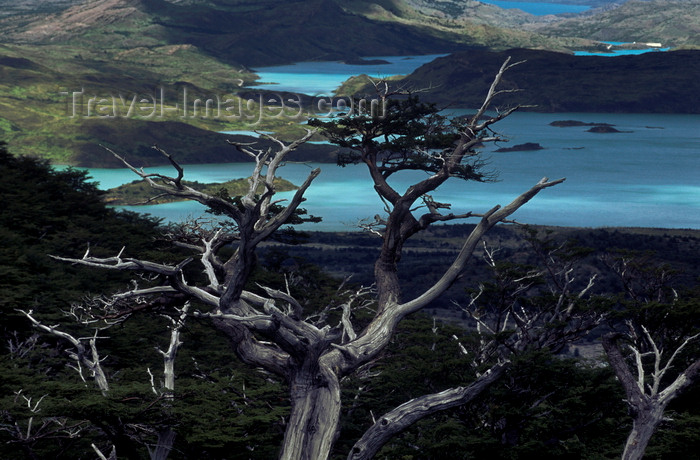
[105,177,298,205]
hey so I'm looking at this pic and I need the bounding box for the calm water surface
[251,43,668,99]
[250,54,447,95]
[478,0,589,15]
[79,112,700,230]
[574,41,671,56]
[73,50,697,230]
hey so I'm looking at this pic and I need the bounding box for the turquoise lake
[574,41,671,56]
[79,111,700,230]
[251,54,447,95]
[478,0,589,15]
[68,48,698,231]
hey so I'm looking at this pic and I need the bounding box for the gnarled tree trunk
[622,403,665,460]
[280,362,341,460]
[603,331,700,460]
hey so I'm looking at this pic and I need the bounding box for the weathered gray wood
[603,331,700,460]
[348,363,508,460]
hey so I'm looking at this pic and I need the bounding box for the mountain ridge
[0,0,468,66]
[3,0,698,58]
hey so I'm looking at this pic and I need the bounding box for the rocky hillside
[0,0,465,66]
[3,0,698,56]
[532,0,700,48]
[0,0,77,18]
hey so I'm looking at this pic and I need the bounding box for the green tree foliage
[0,141,166,458]
[309,96,490,183]
[0,142,165,339]
[333,314,627,460]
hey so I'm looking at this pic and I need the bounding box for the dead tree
[348,233,602,460]
[51,59,592,460]
[0,388,88,459]
[20,310,111,396]
[19,302,190,460]
[601,254,700,460]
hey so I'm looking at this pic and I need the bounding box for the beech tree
[601,253,700,460]
[44,59,601,459]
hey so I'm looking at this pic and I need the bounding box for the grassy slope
[0,0,344,165]
[0,0,269,165]
[0,0,458,165]
[0,48,268,165]
[0,48,337,168]
[0,33,330,165]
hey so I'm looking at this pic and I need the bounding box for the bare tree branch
[400,177,565,316]
[20,310,110,395]
[348,363,508,460]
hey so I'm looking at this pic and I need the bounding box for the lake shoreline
[59,109,700,230]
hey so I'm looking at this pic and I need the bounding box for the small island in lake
[587,125,623,133]
[495,142,544,153]
[343,57,391,65]
[550,120,616,128]
[105,177,298,206]
[550,120,627,133]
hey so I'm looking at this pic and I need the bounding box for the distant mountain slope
[0,0,595,67]
[0,0,78,18]
[361,0,536,27]
[0,0,163,47]
[0,0,467,66]
[533,0,700,47]
[1,0,697,168]
[338,0,596,52]
[147,0,467,66]
[3,0,698,56]
[487,0,620,6]
[350,48,700,113]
